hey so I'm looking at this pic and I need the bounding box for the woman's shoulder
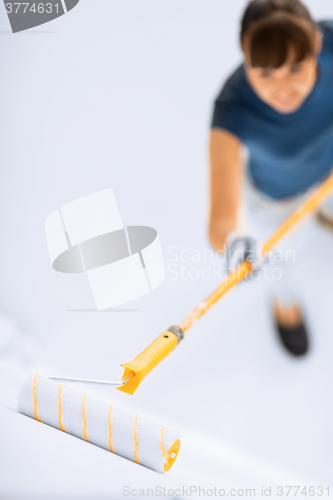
[318,20,333,52]
[215,64,249,106]
[212,64,254,137]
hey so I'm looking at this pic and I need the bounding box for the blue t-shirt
[211,21,333,200]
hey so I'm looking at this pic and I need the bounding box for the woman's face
[243,32,322,114]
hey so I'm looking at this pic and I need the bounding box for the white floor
[1,213,333,497]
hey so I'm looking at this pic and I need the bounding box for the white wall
[1,1,333,490]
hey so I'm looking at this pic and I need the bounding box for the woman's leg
[243,177,310,355]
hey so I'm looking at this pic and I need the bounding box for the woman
[209,0,333,356]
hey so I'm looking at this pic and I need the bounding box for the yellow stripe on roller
[58,384,66,432]
[108,405,116,454]
[133,415,140,464]
[82,394,89,442]
[32,374,42,423]
[160,426,168,460]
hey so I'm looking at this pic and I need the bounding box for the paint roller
[17,374,181,472]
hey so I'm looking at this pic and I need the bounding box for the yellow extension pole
[118,171,333,394]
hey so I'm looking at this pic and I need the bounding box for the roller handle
[119,171,333,395]
[117,331,179,394]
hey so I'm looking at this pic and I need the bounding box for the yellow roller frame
[118,171,333,395]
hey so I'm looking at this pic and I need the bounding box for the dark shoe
[275,321,309,356]
[272,297,309,356]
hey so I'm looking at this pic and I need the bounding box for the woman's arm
[208,129,244,252]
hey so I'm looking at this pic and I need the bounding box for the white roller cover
[17,374,181,473]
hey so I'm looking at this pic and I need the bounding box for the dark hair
[240,0,318,68]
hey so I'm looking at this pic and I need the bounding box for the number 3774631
[5,3,59,14]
